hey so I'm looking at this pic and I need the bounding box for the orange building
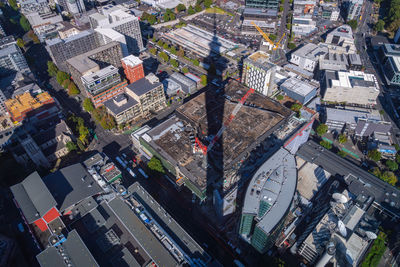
[5,91,56,122]
[122,55,144,84]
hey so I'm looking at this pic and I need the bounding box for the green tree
[193,59,199,66]
[381,171,398,185]
[163,43,169,50]
[182,66,189,73]
[290,103,302,113]
[149,48,157,55]
[68,82,80,95]
[204,0,212,8]
[188,5,195,14]
[100,114,116,130]
[83,98,95,113]
[148,14,157,24]
[177,47,185,57]
[16,38,25,49]
[20,15,31,32]
[320,140,332,150]
[8,0,18,10]
[157,40,164,47]
[66,141,78,152]
[338,134,347,144]
[347,20,358,30]
[170,46,177,55]
[337,150,348,157]
[368,149,382,162]
[279,6,284,12]
[170,58,179,68]
[269,34,277,41]
[276,95,284,100]
[201,75,207,85]
[78,125,89,144]
[195,4,202,12]
[287,42,296,50]
[56,71,70,84]
[316,123,328,136]
[147,156,165,174]
[374,19,385,32]
[177,3,186,12]
[158,51,169,62]
[47,61,58,77]
[62,79,71,89]
[386,160,398,171]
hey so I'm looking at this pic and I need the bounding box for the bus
[138,168,149,179]
[115,157,127,169]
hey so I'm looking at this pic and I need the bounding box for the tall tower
[121,55,144,84]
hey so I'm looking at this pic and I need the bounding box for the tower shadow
[204,12,228,221]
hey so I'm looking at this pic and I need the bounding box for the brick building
[121,55,144,84]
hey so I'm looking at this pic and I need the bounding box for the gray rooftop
[243,7,278,17]
[36,230,99,267]
[43,163,103,212]
[355,120,392,137]
[242,148,297,233]
[46,29,95,46]
[348,53,362,65]
[326,107,381,124]
[292,43,328,61]
[126,76,162,97]
[0,44,19,58]
[107,197,179,266]
[280,77,317,97]
[327,25,354,40]
[10,172,57,223]
[103,93,138,115]
[128,182,210,264]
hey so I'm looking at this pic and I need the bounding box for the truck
[138,168,149,179]
[115,156,127,169]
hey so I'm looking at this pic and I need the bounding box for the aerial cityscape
[0,0,399,265]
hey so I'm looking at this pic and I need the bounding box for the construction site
[139,79,291,217]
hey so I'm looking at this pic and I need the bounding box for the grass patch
[205,7,233,16]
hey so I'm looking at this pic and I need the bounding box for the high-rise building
[46,29,101,71]
[55,0,86,14]
[242,51,276,96]
[239,148,297,253]
[0,43,30,76]
[121,55,144,84]
[89,5,144,54]
[346,0,364,21]
[82,65,127,108]
[18,0,51,15]
[245,0,279,10]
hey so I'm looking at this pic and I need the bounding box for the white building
[346,0,364,21]
[325,25,357,54]
[322,70,380,106]
[89,5,143,54]
[95,28,129,57]
[292,15,317,37]
[242,51,276,96]
[290,43,328,72]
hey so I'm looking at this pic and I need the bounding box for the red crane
[195,87,255,155]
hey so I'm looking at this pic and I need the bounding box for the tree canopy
[195,4,202,12]
[16,38,25,49]
[170,58,179,68]
[147,156,165,174]
[20,15,31,32]
[320,140,332,150]
[316,123,328,136]
[374,19,385,32]
[287,42,296,50]
[386,160,398,171]
[56,71,70,84]
[68,82,80,95]
[347,20,357,30]
[47,61,58,77]
[83,98,95,113]
[204,0,212,8]
[182,66,189,73]
[66,141,78,152]
[201,75,207,85]
[177,3,186,12]
[368,149,382,162]
[188,6,195,15]
[371,168,397,186]
[338,134,347,144]
[158,51,169,62]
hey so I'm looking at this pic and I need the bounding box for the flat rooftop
[122,55,143,67]
[245,51,275,71]
[143,79,291,192]
[242,148,297,233]
[281,77,317,97]
[81,65,119,84]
